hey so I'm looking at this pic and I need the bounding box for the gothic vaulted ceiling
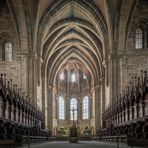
[6,0,136,87]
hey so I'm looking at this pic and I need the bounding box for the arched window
[58,96,65,120]
[5,42,12,61]
[135,28,143,49]
[83,96,89,119]
[70,98,77,120]
[60,72,64,80]
[71,72,76,82]
[83,73,86,79]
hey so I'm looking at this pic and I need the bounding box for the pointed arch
[82,96,89,119]
[70,98,77,120]
[58,96,65,120]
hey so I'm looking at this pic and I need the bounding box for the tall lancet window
[83,96,89,119]
[5,42,12,61]
[70,98,77,120]
[58,96,65,120]
[135,28,143,49]
[60,72,64,80]
[83,73,86,79]
[71,72,76,82]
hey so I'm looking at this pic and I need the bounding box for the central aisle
[20,141,142,148]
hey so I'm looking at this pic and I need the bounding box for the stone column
[33,54,38,101]
[111,55,123,100]
[96,85,102,131]
[42,75,47,129]
[52,88,57,135]
[77,96,81,123]
[66,97,70,126]
[102,66,106,112]
[92,84,102,133]
[19,55,27,96]
[88,94,92,119]
[91,87,96,134]
[46,86,57,134]
[27,53,37,100]
[47,86,53,131]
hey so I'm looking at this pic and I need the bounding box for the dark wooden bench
[135,139,148,147]
[93,135,127,143]
[127,139,148,147]
[22,136,48,144]
[0,140,15,148]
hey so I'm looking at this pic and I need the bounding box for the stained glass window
[70,98,77,120]
[83,96,89,119]
[71,72,76,82]
[135,28,143,49]
[58,96,65,120]
[5,42,12,61]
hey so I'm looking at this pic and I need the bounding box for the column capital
[28,52,37,59]
[48,85,57,94]
[41,72,46,81]
[38,56,43,63]
[91,84,100,92]
[48,85,53,90]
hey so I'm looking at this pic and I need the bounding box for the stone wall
[0,1,27,92]
[121,0,148,90]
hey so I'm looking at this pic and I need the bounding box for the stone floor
[19,141,142,148]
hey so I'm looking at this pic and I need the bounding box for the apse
[36,0,108,134]
[52,60,92,133]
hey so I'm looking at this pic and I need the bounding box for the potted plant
[83,127,92,136]
[58,127,67,136]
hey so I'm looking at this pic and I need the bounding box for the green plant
[58,127,67,136]
[83,126,91,135]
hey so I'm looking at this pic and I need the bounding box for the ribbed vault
[37,0,109,88]
[56,60,91,91]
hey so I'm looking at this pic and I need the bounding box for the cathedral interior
[0,0,148,147]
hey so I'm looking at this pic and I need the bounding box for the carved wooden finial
[127,86,130,93]
[134,76,137,86]
[22,92,25,100]
[144,71,147,84]
[7,81,10,89]
[10,79,12,89]
[0,74,4,86]
[4,73,6,86]
[141,70,144,84]
[18,88,21,96]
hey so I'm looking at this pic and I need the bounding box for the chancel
[0,0,148,148]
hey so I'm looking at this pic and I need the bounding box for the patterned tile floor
[19,141,142,148]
